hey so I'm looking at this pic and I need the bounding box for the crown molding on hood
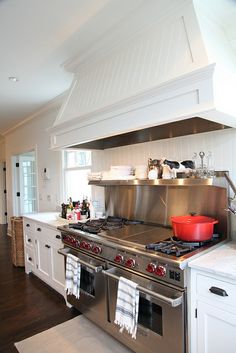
[49,64,234,150]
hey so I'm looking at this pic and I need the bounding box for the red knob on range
[80,241,87,249]
[146,263,156,273]
[114,254,124,264]
[155,265,166,277]
[125,258,135,268]
[92,245,102,254]
[85,243,92,250]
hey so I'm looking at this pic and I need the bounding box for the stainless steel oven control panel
[61,231,185,288]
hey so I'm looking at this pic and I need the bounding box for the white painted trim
[11,146,39,216]
[2,93,66,136]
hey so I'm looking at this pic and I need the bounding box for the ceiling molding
[2,92,66,136]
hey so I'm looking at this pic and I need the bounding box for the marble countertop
[23,212,70,229]
[189,241,236,280]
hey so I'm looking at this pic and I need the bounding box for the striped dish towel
[65,253,81,299]
[114,276,139,339]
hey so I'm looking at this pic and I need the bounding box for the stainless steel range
[58,178,229,353]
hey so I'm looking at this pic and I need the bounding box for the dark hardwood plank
[0,225,79,353]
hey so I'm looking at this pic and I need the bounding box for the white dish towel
[114,276,139,339]
[65,253,81,299]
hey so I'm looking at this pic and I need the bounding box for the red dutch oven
[171,215,218,242]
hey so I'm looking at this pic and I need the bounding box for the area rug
[15,315,133,353]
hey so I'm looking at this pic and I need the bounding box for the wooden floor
[0,225,79,353]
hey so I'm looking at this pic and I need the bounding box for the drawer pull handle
[45,244,51,249]
[28,239,32,242]
[37,228,42,232]
[209,286,228,297]
[26,224,30,227]
[28,257,32,261]
[56,235,61,239]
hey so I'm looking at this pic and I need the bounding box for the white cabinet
[188,268,236,353]
[23,218,65,297]
[24,219,36,273]
[34,229,51,283]
[197,300,236,353]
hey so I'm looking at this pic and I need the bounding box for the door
[197,300,236,353]
[35,235,51,283]
[60,248,107,325]
[0,162,7,224]
[13,150,38,216]
[51,245,65,294]
[105,266,185,353]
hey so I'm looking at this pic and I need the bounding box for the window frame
[62,149,92,203]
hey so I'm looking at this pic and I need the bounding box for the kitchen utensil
[171,215,218,241]
[199,151,205,169]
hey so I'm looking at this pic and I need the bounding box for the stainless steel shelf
[88,171,228,187]
[89,178,216,187]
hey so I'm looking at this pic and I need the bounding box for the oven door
[59,247,107,325]
[104,265,186,353]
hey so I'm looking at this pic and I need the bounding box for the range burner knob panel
[146,263,157,273]
[114,254,124,264]
[125,258,136,268]
[92,245,102,254]
[155,265,166,277]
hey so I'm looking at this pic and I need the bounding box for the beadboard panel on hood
[55,11,204,125]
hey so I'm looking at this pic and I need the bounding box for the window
[63,150,91,203]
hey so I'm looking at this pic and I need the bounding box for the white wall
[101,128,236,179]
[4,99,63,224]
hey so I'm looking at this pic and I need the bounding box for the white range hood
[50,0,236,150]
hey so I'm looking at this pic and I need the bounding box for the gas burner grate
[146,240,195,257]
[144,236,223,257]
[69,216,143,234]
[102,221,124,230]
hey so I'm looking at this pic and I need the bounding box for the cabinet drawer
[25,233,34,248]
[35,225,62,246]
[25,247,35,270]
[196,273,236,310]
[24,219,36,232]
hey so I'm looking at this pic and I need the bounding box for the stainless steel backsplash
[105,185,228,236]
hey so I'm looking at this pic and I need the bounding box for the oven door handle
[103,270,183,308]
[58,248,103,273]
